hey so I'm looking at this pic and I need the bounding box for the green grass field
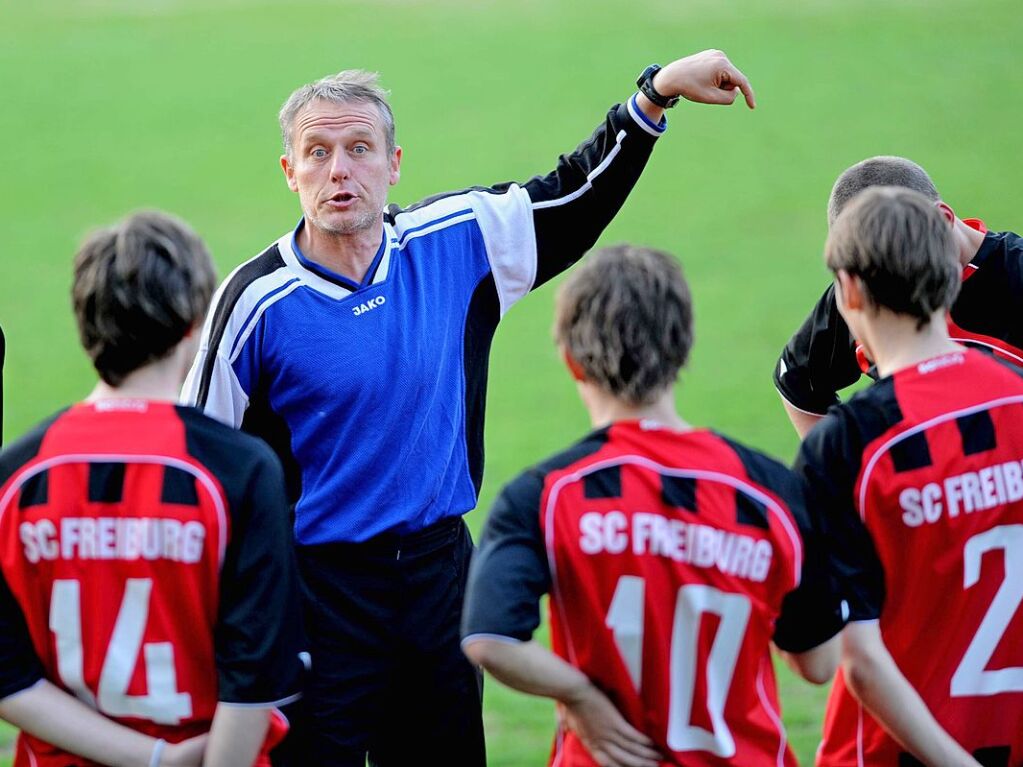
[2,0,1022,763]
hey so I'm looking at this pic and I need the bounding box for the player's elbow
[461,637,503,669]
[840,643,884,699]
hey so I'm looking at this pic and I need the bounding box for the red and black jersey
[0,401,305,767]
[796,349,1023,767]
[775,225,1023,416]
[463,421,844,767]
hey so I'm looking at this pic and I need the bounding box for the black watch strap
[636,64,680,109]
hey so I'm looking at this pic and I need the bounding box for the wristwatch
[636,64,680,109]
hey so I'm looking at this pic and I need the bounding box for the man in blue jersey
[183,50,756,766]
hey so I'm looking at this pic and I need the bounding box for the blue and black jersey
[183,95,666,546]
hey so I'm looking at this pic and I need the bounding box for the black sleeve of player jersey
[0,574,44,700]
[771,488,847,653]
[523,100,661,288]
[462,470,551,643]
[719,435,847,652]
[794,410,886,622]
[215,447,306,705]
[775,284,864,415]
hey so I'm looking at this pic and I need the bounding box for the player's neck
[954,218,987,266]
[298,219,383,283]
[866,313,961,378]
[86,354,187,403]
[583,386,689,431]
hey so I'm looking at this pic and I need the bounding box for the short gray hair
[279,70,396,157]
[828,156,940,226]
[554,245,694,406]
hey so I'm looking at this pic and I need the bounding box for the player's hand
[654,49,756,109]
[561,683,662,767]
[160,734,208,767]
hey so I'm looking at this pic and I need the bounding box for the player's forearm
[463,638,592,703]
[841,625,979,767]
[0,680,170,767]
[203,704,271,767]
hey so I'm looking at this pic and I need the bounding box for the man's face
[281,99,401,237]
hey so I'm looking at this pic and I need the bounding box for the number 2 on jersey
[606,576,751,757]
[49,578,192,724]
[951,524,1023,697]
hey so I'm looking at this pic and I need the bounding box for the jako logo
[353,296,387,316]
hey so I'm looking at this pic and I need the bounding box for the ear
[390,146,403,186]
[562,348,587,383]
[835,269,868,312]
[935,201,956,227]
[281,154,299,193]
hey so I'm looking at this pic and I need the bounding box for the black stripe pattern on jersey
[88,462,126,503]
[162,466,199,506]
[661,475,697,511]
[584,466,621,499]
[735,491,770,530]
[889,432,933,473]
[18,471,48,508]
[194,245,287,409]
[956,410,997,456]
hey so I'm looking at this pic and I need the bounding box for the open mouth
[328,191,357,204]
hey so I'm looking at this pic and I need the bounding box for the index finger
[729,67,756,109]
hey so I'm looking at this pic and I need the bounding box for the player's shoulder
[386,183,527,236]
[713,431,800,497]
[174,405,284,479]
[496,427,613,507]
[206,238,293,320]
[0,408,70,488]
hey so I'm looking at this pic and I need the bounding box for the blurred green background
[2,0,1022,763]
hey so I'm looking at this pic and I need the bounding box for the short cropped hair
[279,70,396,157]
[554,245,693,406]
[825,187,959,328]
[72,211,217,386]
[828,156,940,226]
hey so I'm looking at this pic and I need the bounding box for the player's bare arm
[203,706,273,767]
[464,639,661,767]
[776,634,840,685]
[0,680,206,767]
[841,623,980,767]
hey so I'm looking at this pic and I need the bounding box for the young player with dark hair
[462,244,845,767]
[0,211,305,767]
[775,156,1023,438]
[797,187,1023,766]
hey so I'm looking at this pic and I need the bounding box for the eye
[352,144,369,155]
[311,147,328,159]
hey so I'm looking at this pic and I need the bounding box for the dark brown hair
[554,245,694,405]
[72,211,216,386]
[825,187,959,327]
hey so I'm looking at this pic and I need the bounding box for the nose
[329,151,350,182]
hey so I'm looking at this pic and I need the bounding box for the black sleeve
[775,284,865,415]
[771,481,847,653]
[523,97,663,288]
[461,470,551,642]
[793,409,886,623]
[215,446,306,704]
[0,574,44,700]
[719,435,847,652]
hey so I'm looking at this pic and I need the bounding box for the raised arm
[524,50,755,288]
[775,283,864,437]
